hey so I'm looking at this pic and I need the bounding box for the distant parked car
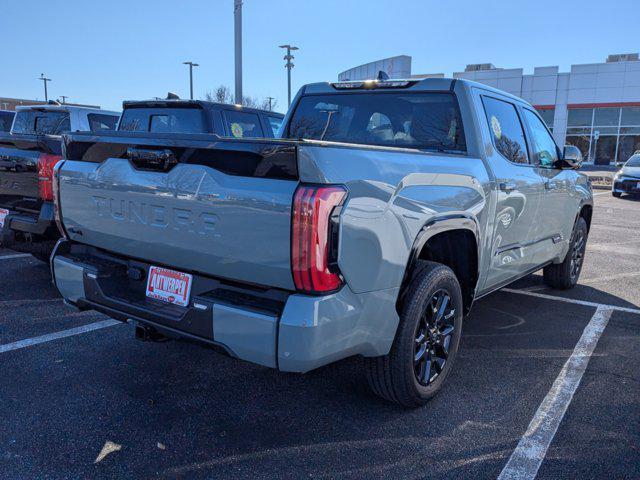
[0,110,15,132]
[612,154,640,197]
[0,104,120,261]
[117,99,284,138]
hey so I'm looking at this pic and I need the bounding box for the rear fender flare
[399,214,482,311]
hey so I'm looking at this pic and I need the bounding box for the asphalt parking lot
[0,192,638,480]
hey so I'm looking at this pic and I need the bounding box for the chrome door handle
[499,182,516,193]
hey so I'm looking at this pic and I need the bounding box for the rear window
[12,109,70,135]
[88,113,119,131]
[223,110,264,138]
[0,112,14,132]
[287,92,466,152]
[267,116,283,137]
[118,108,206,133]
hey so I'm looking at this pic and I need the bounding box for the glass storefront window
[618,135,640,163]
[567,108,593,127]
[565,105,640,165]
[593,136,617,165]
[591,127,618,135]
[535,108,555,129]
[566,127,591,135]
[566,135,591,162]
[593,107,621,126]
[621,107,640,126]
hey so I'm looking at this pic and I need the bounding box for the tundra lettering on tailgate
[92,195,219,236]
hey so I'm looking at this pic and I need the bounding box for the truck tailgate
[0,134,61,201]
[58,134,299,290]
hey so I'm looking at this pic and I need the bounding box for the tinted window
[267,116,283,137]
[288,92,466,152]
[0,112,14,132]
[224,111,264,138]
[523,109,558,167]
[118,108,206,133]
[482,97,529,164]
[12,109,69,135]
[626,155,640,167]
[88,113,118,131]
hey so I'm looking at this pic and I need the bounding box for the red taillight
[292,184,347,294]
[38,153,62,201]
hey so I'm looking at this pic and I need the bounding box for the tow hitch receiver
[134,323,169,342]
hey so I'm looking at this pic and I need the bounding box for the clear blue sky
[2,0,636,112]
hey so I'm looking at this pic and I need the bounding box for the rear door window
[287,92,466,152]
[267,116,283,137]
[223,111,264,138]
[88,113,118,131]
[481,96,529,164]
[522,108,559,167]
[118,108,206,133]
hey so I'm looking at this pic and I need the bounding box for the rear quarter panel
[298,145,492,294]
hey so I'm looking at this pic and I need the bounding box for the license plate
[0,208,9,229]
[145,266,193,307]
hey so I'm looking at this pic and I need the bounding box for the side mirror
[558,145,583,169]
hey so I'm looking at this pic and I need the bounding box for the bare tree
[203,85,278,111]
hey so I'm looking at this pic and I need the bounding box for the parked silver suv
[51,78,592,407]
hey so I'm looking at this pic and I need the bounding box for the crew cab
[51,78,592,407]
[117,99,284,138]
[0,104,119,260]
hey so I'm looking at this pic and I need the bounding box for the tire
[612,191,622,198]
[365,261,463,408]
[543,217,588,289]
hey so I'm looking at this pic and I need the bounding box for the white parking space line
[0,319,120,354]
[498,306,614,480]
[501,288,640,315]
[592,191,611,196]
[0,253,31,260]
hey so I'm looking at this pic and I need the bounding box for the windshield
[626,155,640,167]
[287,92,466,152]
[12,109,70,135]
[118,107,206,133]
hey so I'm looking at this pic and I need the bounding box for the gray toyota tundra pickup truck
[50,78,592,407]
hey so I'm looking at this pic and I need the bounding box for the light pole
[59,95,68,104]
[183,61,199,100]
[267,96,274,111]
[279,45,299,107]
[234,0,243,104]
[39,73,51,102]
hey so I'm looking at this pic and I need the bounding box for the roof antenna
[166,92,180,100]
[377,70,390,81]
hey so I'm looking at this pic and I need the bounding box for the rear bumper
[0,201,58,254]
[52,242,400,373]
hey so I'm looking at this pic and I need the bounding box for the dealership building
[338,54,640,165]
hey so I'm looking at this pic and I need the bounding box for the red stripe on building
[567,102,640,109]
